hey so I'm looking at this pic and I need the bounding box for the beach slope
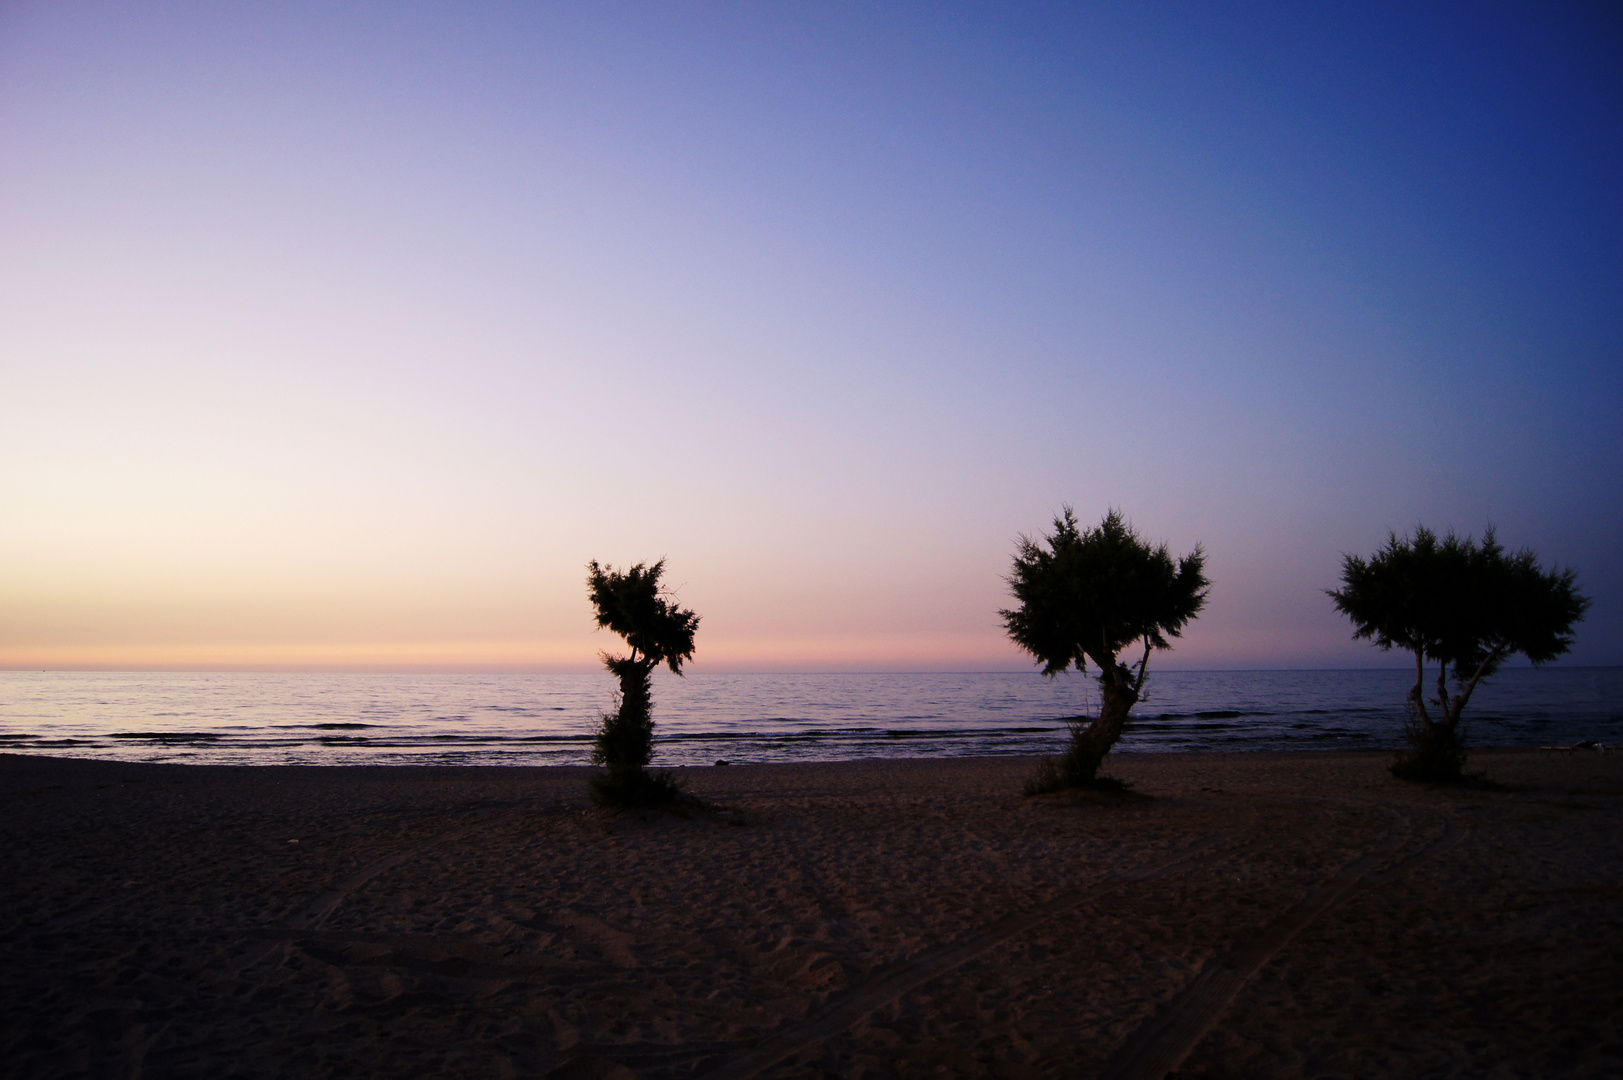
[2,750,1619,1077]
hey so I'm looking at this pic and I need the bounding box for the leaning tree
[1328,526,1589,780]
[585,559,700,804]
[1002,508,1209,789]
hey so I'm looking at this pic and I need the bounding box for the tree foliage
[585,559,699,804]
[1328,527,1589,780]
[586,559,701,676]
[1002,508,1209,788]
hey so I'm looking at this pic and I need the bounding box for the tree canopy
[1329,527,1587,685]
[586,559,700,674]
[1002,508,1209,679]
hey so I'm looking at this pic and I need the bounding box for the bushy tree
[1328,527,1589,780]
[1002,508,1209,789]
[585,559,700,804]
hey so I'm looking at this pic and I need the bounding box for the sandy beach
[2,749,1619,1078]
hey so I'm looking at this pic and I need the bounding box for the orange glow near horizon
[0,625,1371,674]
[0,640,598,672]
[0,633,1027,673]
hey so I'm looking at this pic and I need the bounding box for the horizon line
[3,663,1614,676]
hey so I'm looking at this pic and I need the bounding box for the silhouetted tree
[585,559,700,804]
[1002,508,1209,789]
[1329,527,1589,781]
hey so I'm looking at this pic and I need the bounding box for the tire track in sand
[1098,804,1469,1080]
[229,806,513,976]
[703,824,1255,1080]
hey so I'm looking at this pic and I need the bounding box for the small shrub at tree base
[588,766,688,808]
[1023,756,1135,797]
[1328,526,1589,783]
[1390,710,1468,783]
[584,559,700,808]
[1023,755,1079,797]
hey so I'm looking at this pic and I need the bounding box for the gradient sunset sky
[2,2,1619,671]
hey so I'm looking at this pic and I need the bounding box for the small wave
[20,738,97,747]
[657,725,1064,745]
[108,732,223,742]
[312,734,551,747]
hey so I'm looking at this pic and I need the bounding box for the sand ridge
[1,750,1619,1077]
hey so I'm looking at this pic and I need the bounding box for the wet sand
[2,749,1619,1078]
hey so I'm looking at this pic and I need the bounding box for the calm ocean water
[1,668,1618,767]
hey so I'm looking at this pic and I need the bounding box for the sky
[2,1,1619,672]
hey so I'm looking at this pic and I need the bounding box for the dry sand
[2,749,1620,1078]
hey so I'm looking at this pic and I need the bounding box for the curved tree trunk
[1061,669,1139,785]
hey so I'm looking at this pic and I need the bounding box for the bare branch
[1410,649,1433,728]
[1452,642,1507,721]
[1132,636,1153,694]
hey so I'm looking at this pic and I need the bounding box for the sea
[1,667,1618,768]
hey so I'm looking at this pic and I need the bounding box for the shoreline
[7,667,1617,770]
[5,749,1619,1077]
[0,742,1587,771]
